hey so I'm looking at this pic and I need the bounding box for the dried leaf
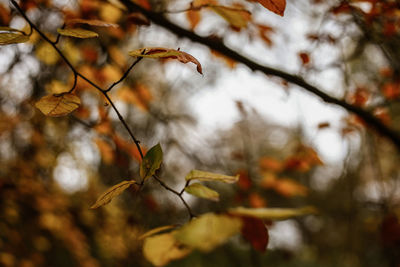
[187,9,201,30]
[174,213,242,252]
[66,18,119,28]
[185,169,239,184]
[139,225,179,240]
[35,93,80,117]
[248,0,286,16]
[90,180,136,209]
[57,28,99,38]
[210,5,251,29]
[143,232,192,267]
[228,206,317,220]
[0,32,29,45]
[140,143,163,180]
[239,216,269,252]
[184,183,219,201]
[129,47,203,74]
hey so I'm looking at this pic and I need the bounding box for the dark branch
[121,0,400,151]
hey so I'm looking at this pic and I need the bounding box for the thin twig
[11,0,194,219]
[104,57,143,93]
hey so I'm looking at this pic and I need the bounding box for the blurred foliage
[0,0,400,266]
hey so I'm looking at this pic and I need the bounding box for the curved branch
[122,0,400,151]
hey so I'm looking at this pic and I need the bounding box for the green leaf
[57,28,99,38]
[0,32,29,45]
[90,180,136,209]
[174,213,242,252]
[143,232,192,267]
[184,183,219,201]
[129,47,203,74]
[185,170,239,184]
[35,93,81,117]
[140,143,163,180]
[228,206,317,220]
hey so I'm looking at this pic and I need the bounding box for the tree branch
[10,0,195,219]
[122,0,400,151]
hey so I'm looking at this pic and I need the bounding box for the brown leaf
[66,18,119,28]
[239,216,269,252]
[57,28,99,38]
[90,180,136,209]
[129,47,203,74]
[248,0,286,16]
[35,93,80,117]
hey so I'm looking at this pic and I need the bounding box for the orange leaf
[187,9,201,30]
[259,157,283,172]
[273,178,308,197]
[382,82,400,100]
[248,0,286,16]
[249,193,267,208]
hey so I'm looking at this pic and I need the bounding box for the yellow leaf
[228,206,317,220]
[185,169,239,183]
[184,183,219,201]
[139,225,179,240]
[66,18,119,28]
[35,93,80,117]
[210,5,251,29]
[35,42,59,65]
[100,3,123,23]
[143,232,192,267]
[174,213,242,252]
[0,32,29,45]
[57,28,99,38]
[129,47,203,74]
[90,180,136,209]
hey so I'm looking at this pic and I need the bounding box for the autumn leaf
[128,47,203,74]
[184,183,219,201]
[139,225,179,240]
[239,216,269,252]
[90,180,136,209]
[174,213,242,252]
[143,232,192,267]
[0,32,29,45]
[35,93,80,117]
[140,143,163,180]
[248,0,286,16]
[57,28,99,38]
[0,27,29,45]
[187,9,201,30]
[228,206,317,220]
[65,18,119,28]
[185,169,239,183]
[209,5,251,30]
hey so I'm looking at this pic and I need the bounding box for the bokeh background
[1,0,400,266]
